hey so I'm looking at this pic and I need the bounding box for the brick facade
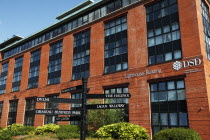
[0,0,210,139]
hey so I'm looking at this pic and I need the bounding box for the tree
[87,100,125,133]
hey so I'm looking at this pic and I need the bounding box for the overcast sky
[0,0,94,43]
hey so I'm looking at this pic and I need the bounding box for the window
[8,100,18,125]
[24,99,36,126]
[150,79,188,134]
[45,95,58,124]
[72,30,90,80]
[0,102,3,120]
[28,50,41,89]
[48,41,62,85]
[12,57,23,92]
[201,0,210,60]
[0,62,9,94]
[104,16,128,74]
[71,93,82,125]
[146,0,182,64]
[104,86,129,121]
[3,0,139,59]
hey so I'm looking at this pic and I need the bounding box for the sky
[0,0,96,43]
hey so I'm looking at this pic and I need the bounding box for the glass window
[72,30,90,80]
[150,79,188,134]
[146,0,182,64]
[8,101,18,125]
[201,0,210,60]
[24,99,36,126]
[48,41,62,85]
[45,95,58,125]
[104,16,128,74]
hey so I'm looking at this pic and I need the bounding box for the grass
[13,135,112,140]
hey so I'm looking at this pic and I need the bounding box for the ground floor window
[150,79,188,134]
[104,86,129,122]
[24,98,36,126]
[44,94,58,124]
[8,100,18,125]
[71,93,82,125]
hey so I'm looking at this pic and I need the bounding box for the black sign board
[87,93,131,99]
[86,103,127,110]
[35,109,81,115]
[55,116,81,121]
[61,85,82,93]
[36,97,82,104]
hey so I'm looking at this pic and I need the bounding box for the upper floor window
[0,62,9,94]
[72,30,90,80]
[104,16,128,74]
[12,57,23,92]
[3,0,139,59]
[15,57,23,68]
[1,62,9,73]
[48,41,62,85]
[201,0,210,60]
[28,50,41,89]
[0,102,3,120]
[146,0,182,65]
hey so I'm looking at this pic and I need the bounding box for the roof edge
[56,0,94,20]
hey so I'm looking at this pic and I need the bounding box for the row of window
[1,0,183,93]
[201,0,210,60]
[3,0,138,59]
[0,78,188,135]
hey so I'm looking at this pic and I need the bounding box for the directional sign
[35,109,81,115]
[36,97,82,104]
[87,93,131,99]
[61,85,82,93]
[55,116,81,121]
[86,103,127,110]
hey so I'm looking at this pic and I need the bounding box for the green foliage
[0,129,13,140]
[56,132,80,140]
[153,128,201,140]
[56,125,80,140]
[87,100,125,134]
[34,124,59,135]
[96,122,149,140]
[0,124,35,140]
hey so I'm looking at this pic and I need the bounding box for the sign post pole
[80,78,88,140]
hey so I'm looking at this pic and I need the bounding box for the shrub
[153,128,201,140]
[34,124,59,135]
[57,132,80,140]
[3,124,35,136]
[96,122,149,140]
[56,125,80,140]
[0,130,13,140]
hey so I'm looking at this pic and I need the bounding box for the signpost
[87,93,131,99]
[35,109,81,115]
[35,78,131,140]
[36,97,82,104]
[86,103,127,110]
[55,116,81,121]
[61,85,82,93]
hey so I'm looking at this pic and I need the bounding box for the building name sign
[172,58,202,72]
[125,69,162,79]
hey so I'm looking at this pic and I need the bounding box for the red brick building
[0,0,210,139]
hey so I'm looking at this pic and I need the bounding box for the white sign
[172,58,202,71]
[125,69,162,79]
